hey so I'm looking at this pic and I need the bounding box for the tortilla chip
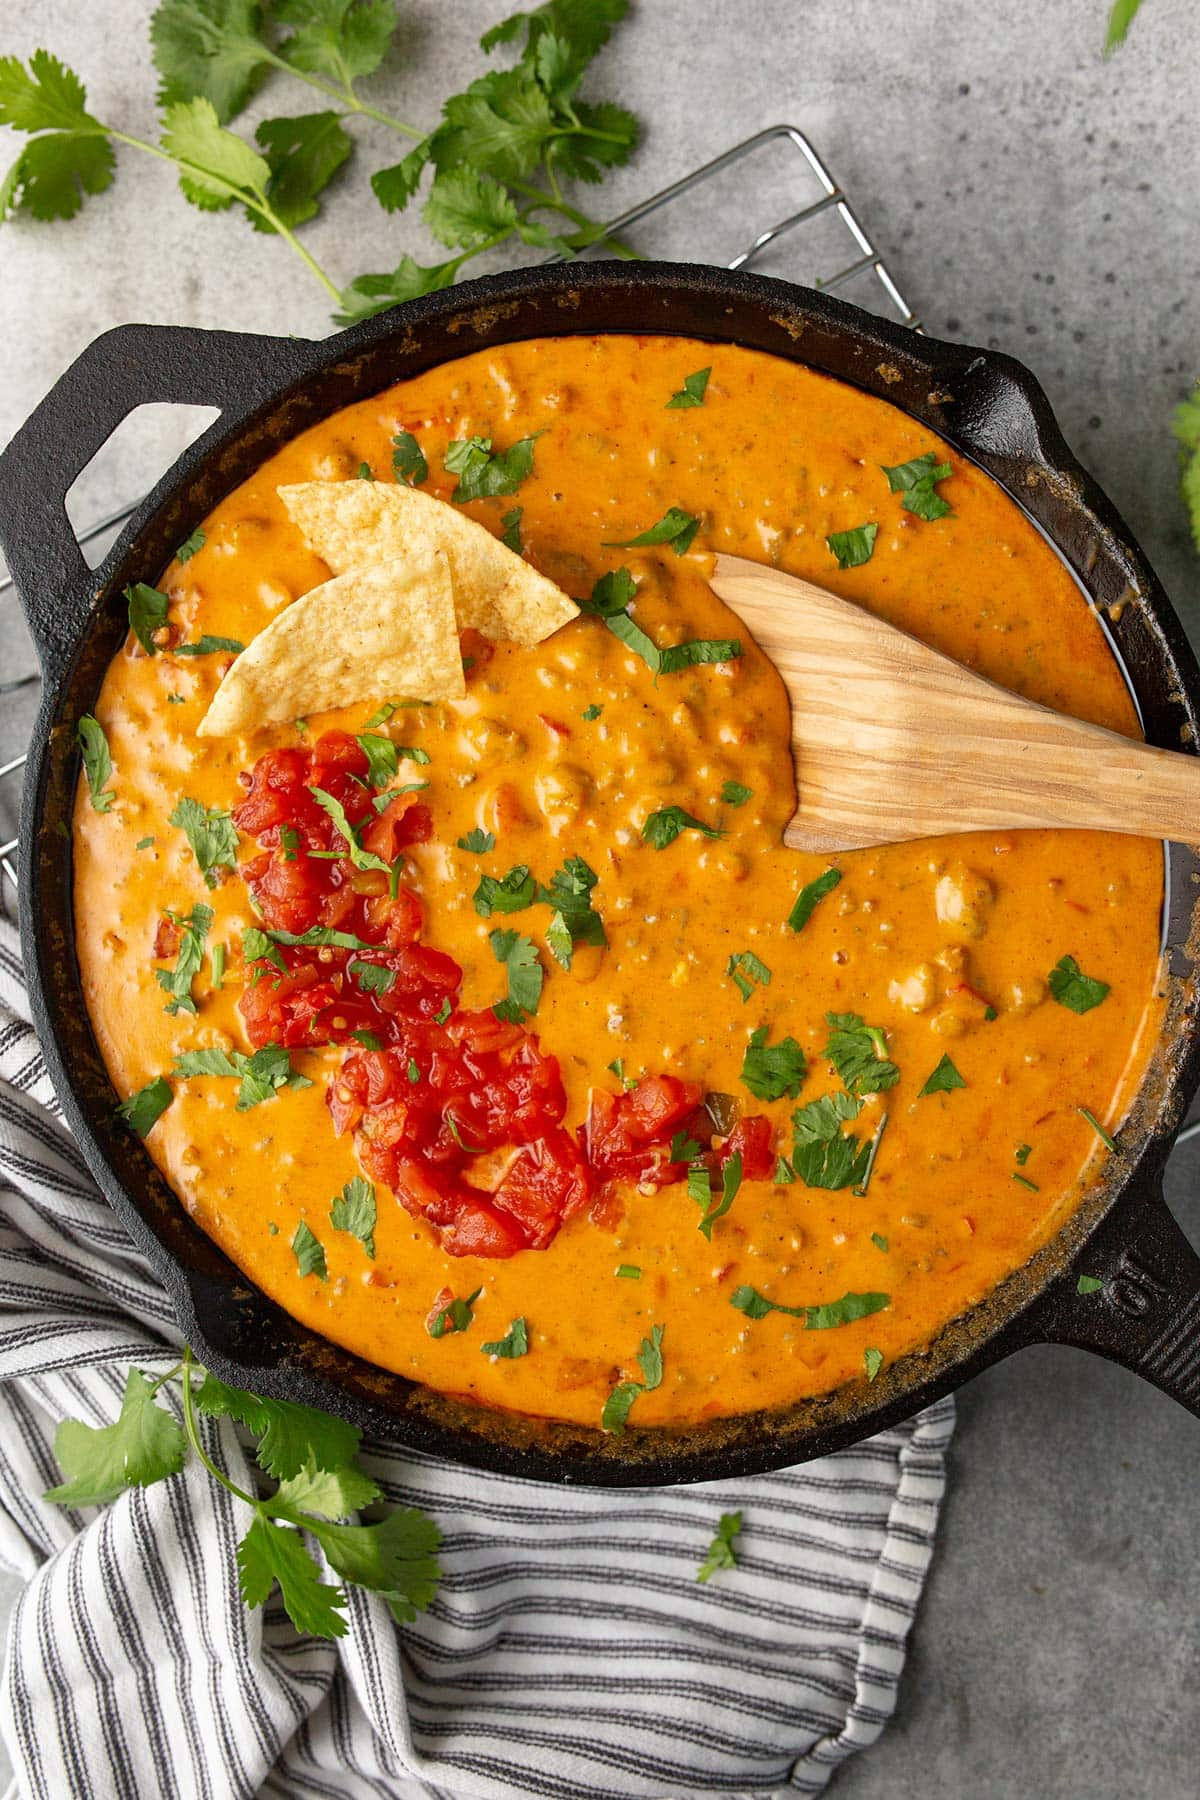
[277,480,578,648]
[197,550,465,737]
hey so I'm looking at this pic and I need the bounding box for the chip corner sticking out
[197,550,465,737]
[277,479,578,648]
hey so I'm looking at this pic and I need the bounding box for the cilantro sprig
[45,1348,441,1640]
[4,6,641,321]
[696,1510,742,1583]
[578,567,741,676]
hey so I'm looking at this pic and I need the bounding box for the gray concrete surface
[1,1,1199,1795]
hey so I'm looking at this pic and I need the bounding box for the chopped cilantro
[291,1221,327,1281]
[474,863,536,917]
[864,1347,884,1382]
[720,780,752,806]
[616,1264,641,1280]
[210,942,225,990]
[694,1152,742,1241]
[853,1112,889,1198]
[790,1091,869,1190]
[731,1286,890,1329]
[786,867,842,932]
[126,582,169,655]
[349,959,397,996]
[642,805,724,850]
[77,715,115,812]
[696,1510,742,1583]
[434,997,452,1025]
[169,796,239,889]
[329,1176,376,1259]
[457,828,495,854]
[175,635,244,657]
[175,527,205,562]
[135,836,154,850]
[392,429,427,485]
[726,950,771,1003]
[740,1026,806,1102]
[490,928,543,1019]
[881,450,953,520]
[480,1318,528,1359]
[1079,1106,1118,1151]
[173,1043,311,1111]
[153,903,212,1016]
[822,1012,899,1096]
[666,367,711,410]
[308,786,392,876]
[601,1324,664,1434]
[363,703,395,728]
[428,1287,481,1339]
[355,733,399,787]
[919,1054,965,1096]
[1077,1274,1104,1295]
[670,1130,704,1162]
[1048,955,1110,1014]
[871,1232,889,1252]
[444,433,539,502]
[604,506,700,556]
[357,462,374,480]
[539,855,606,968]
[578,568,739,675]
[582,703,603,721]
[115,1075,173,1137]
[351,1028,383,1050]
[826,523,878,569]
[1012,1172,1040,1193]
[499,506,523,553]
[1015,1143,1033,1165]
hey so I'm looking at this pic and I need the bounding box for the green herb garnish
[727,950,771,1003]
[480,1318,528,1359]
[696,1509,742,1583]
[863,1347,884,1382]
[169,796,239,888]
[126,581,169,654]
[786,867,841,932]
[790,1091,869,1191]
[919,1054,965,1096]
[642,805,724,850]
[881,450,953,520]
[720,780,752,806]
[474,863,537,917]
[175,527,205,562]
[604,506,700,556]
[822,1011,899,1096]
[740,1026,806,1101]
[175,634,244,656]
[490,928,543,1020]
[445,433,539,502]
[666,367,711,409]
[826,523,877,569]
[392,429,427,485]
[1077,1274,1104,1295]
[500,506,522,553]
[77,714,115,812]
[115,1075,173,1137]
[731,1287,890,1329]
[615,1264,641,1280]
[601,1323,664,1434]
[1048,955,1110,1014]
[1079,1106,1118,1151]
[291,1221,327,1281]
[154,902,212,1016]
[428,1287,482,1339]
[458,827,495,855]
[330,1176,376,1259]
[173,1042,311,1110]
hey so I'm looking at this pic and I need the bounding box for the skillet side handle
[1033,1177,1200,1418]
[0,321,318,676]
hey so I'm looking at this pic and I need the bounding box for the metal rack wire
[0,124,915,897]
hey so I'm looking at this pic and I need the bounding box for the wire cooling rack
[0,124,917,899]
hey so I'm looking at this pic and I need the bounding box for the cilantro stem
[103,126,343,303]
[507,176,640,259]
[179,1345,258,1509]
[255,47,423,138]
[146,1360,185,1395]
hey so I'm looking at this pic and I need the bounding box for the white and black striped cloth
[0,913,953,1800]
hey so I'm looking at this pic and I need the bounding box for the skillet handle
[1033,1176,1200,1417]
[0,321,318,673]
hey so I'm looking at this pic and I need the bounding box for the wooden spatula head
[709,554,1200,852]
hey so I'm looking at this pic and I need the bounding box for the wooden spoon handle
[711,554,1200,851]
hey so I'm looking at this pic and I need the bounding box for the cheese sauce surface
[73,335,1165,1429]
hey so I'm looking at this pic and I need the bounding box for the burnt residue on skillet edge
[19,262,1200,1483]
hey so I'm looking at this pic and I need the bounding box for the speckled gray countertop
[1,1,1198,1794]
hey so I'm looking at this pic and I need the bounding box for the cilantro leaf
[787,866,841,932]
[919,1053,965,1096]
[481,1317,528,1358]
[45,1367,187,1507]
[740,1026,806,1102]
[604,506,700,556]
[127,581,170,654]
[174,634,245,656]
[490,927,543,1017]
[697,1152,742,1241]
[329,1174,376,1257]
[731,1285,890,1329]
[1048,955,1110,1014]
[790,1091,869,1191]
[0,53,116,223]
[275,0,399,85]
[1171,384,1200,555]
[537,855,606,966]
[392,429,427,485]
[116,1075,173,1137]
[500,506,523,552]
[77,714,115,812]
[292,1220,327,1280]
[176,527,206,562]
[726,950,771,1003]
[827,523,877,569]
[272,1458,381,1520]
[670,1129,703,1161]
[236,1514,347,1639]
[666,367,710,410]
[881,450,952,521]
[601,1321,664,1434]
[428,1287,482,1338]
[474,863,536,917]
[425,163,518,247]
[349,959,396,996]
[300,1505,441,1623]
[642,805,724,850]
[720,780,752,806]
[444,432,540,502]
[458,827,495,854]
[822,1011,900,1096]
[1105,0,1145,51]
[334,254,457,327]
[308,785,391,874]
[1077,1274,1105,1295]
[160,96,272,212]
[169,796,239,888]
[173,1042,311,1109]
[371,142,430,213]
[582,566,637,617]
[194,1370,361,1477]
[863,1346,884,1382]
[696,1509,741,1583]
[1079,1106,1118,1151]
[356,732,398,787]
[154,902,213,1016]
[150,0,271,122]
[658,636,742,672]
[254,109,352,229]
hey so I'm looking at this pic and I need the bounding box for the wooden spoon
[708,553,1200,854]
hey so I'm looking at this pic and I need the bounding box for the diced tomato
[153,916,181,958]
[585,1073,704,1187]
[719,1115,774,1180]
[361,794,432,863]
[493,1131,593,1248]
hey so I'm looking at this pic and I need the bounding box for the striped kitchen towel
[0,913,953,1800]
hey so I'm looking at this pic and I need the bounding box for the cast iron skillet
[2,262,1199,1487]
